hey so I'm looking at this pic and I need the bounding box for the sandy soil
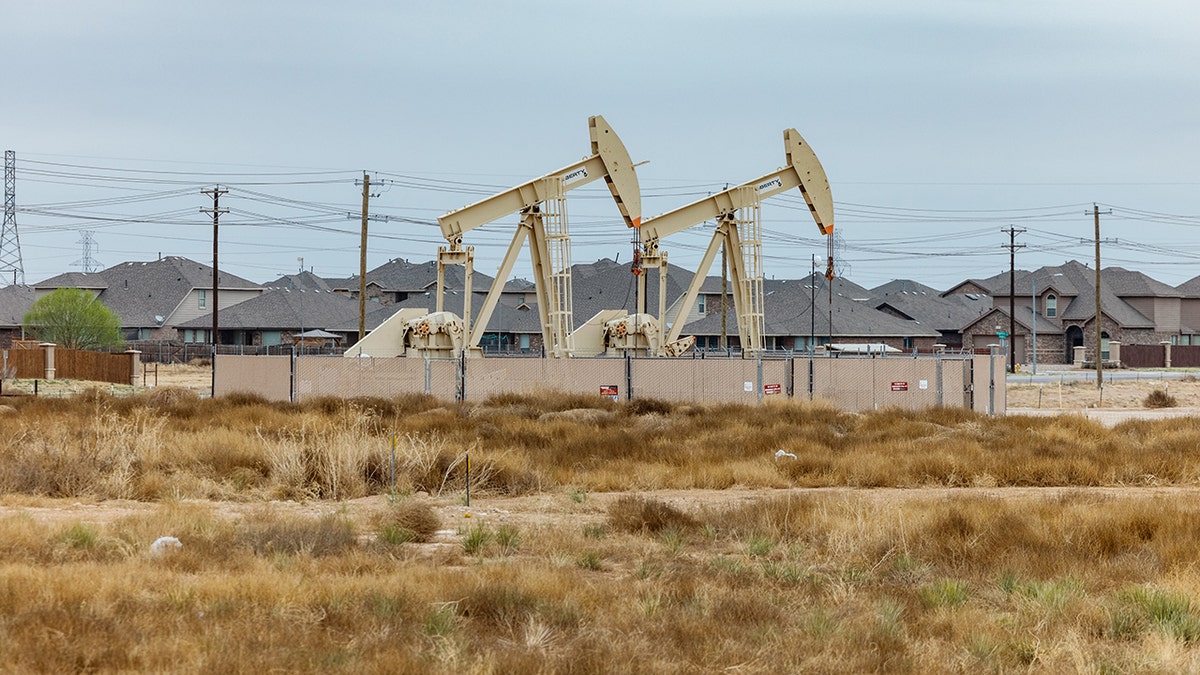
[1007,377,1200,409]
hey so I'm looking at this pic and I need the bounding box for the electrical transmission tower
[0,150,24,286]
[73,231,102,273]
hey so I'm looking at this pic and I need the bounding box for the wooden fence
[2,345,136,385]
[1118,344,1200,369]
[2,348,42,378]
[1121,344,1162,368]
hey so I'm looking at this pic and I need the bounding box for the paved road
[1014,370,1196,385]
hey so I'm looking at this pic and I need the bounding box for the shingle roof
[177,288,360,331]
[683,276,938,339]
[1102,267,1183,297]
[950,261,1159,329]
[34,257,260,328]
[325,289,540,334]
[873,292,993,332]
[0,285,36,327]
[1051,263,1154,328]
[265,271,334,292]
[33,272,107,290]
[572,258,694,327]
[870,279,940,297]
[1178,274,1200,296]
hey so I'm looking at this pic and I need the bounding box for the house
[330,258,533,307]
[268,270,337,292]
[0,284,36,348]
[1177,274,1200,345]
[176,287,368,348]
[945,261,1188,364]
[32,256,262,342]
[680,274,940,352]
[573,258,696,327]
[869,279,992,349]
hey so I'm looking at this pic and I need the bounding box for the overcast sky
[3,1,1199,291]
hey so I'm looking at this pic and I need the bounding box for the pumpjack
[572,128,834,356]
[346,116,641,358]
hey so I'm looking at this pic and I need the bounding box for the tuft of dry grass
[373,499,440,545]
[607,495,698,534]
[237,511,357,557]
[1145,389,1179,408]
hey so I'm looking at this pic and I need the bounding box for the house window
[198,290,207,309]
[903,337,914,350]
[1044,294,1057,318]
[697,295,706,314]
[1100,332,1110,361]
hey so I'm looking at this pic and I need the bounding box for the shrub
[607,495,697,534]
[238,512,357,557]
[375,500,440,544]
[1144,389,1178,409]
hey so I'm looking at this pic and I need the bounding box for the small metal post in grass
[465,451,471,508]
[389,433,397,496]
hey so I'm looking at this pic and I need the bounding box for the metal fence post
[988,345,997,416]
[456,350,466,403]
[424,357,432,395]
[808,350,814,400]
[625,351,633,401]
[935,350,943,407]
[756,352,763,404]
[289,346,296,403]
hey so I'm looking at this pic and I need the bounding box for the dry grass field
[2,374,1200,671]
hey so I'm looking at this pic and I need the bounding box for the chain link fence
[213,350,1007,414]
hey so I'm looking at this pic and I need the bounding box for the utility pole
[358,173,371,343]
[1001,226,1025,373]
[1090,203,1112,389]
[202,186,228,396]
[0,150,24,286]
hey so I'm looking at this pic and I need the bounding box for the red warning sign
[763,383,782,395]
[891,381,909,392]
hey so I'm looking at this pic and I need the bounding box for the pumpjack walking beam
[435,115,641,357]
[634,128,834,354]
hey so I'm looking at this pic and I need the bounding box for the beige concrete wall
[213,354,1007,414]
[214,355,291,401]
[632,359,787,404]
[465,358,626,401]
[296,357,428,400]
[808,356,977,412]
[972,354,1007,414]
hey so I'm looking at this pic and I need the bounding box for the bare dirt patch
[1007,375,1200,409]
